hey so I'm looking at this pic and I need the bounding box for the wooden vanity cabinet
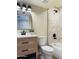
[17,37,38,59]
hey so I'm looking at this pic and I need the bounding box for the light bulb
[17,6,21,11]
[27,5,32,11]
[22,7,26,12]
[27,8,31,11]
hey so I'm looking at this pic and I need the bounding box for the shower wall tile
[48,8,62,44]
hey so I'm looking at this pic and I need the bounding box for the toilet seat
[41,46,54,52]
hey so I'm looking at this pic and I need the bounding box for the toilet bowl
[38,36,54,59]
[41,45,54,59]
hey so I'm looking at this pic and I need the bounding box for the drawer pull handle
[22,49,28,52]
[22,42,29,44]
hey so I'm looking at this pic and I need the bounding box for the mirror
[17,10,33,30]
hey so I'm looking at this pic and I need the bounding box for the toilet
[38,36,54,59]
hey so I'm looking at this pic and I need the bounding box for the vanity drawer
[17,45,36,56]
[21,41,35,45]
[22,48,36,55]
[22,37,36,43]
[22,42,36,50]
[22,40,36,45]
[17,37,37,45]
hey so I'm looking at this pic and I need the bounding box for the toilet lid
[41,46,54,52]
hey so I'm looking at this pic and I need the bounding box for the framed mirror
[17,10,33,30]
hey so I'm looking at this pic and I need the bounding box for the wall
[31,6,62,43]
[48,8,62,44]
[31,6,47,36]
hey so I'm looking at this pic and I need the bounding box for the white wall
[31,6,62,43]
[48,8,62,44]
[31,6,47,36]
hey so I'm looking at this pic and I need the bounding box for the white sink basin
[17,32,37,38]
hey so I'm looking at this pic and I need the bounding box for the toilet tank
[38,36,47,46]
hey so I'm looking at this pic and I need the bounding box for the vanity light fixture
[27,5,32,13]
[17,3,32,12]
[22,4,27,12]
[27,5,32,11]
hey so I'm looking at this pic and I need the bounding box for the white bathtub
[50,42,62,59]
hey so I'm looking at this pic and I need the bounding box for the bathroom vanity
[17,35,38,59]
[17,6,38,59]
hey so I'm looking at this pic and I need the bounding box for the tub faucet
[53,33,57,39]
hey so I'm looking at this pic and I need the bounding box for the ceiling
[17,0,62,9]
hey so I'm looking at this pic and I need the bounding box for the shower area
[47,8,62,45]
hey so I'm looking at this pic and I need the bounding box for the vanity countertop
[17,33,37,38]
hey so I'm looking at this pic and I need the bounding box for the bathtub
[50,42,62,59]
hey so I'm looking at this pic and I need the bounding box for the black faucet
[21,30,26,35]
